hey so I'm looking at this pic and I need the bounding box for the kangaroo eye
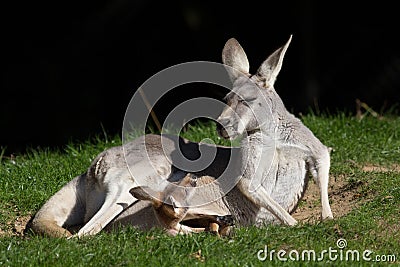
[239,99,250,106]
[245,96,258,102]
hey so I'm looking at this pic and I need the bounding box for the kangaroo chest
[236,133,309,225]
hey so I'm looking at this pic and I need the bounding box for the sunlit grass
[0,113,399,266]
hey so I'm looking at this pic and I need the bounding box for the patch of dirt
[361,163,400,173]
[293,163,400,223]
[377,220,400,239]
[292,174,368,223]
[0,212,32,238]
[14,215,32,235]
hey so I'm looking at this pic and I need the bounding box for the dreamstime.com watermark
[257,238,397,263]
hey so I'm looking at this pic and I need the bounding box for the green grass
[1,114,399,266]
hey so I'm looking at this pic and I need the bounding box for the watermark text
[257,238,396,263]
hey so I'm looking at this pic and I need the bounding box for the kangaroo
[217,36,333,225]
[30,134,233,238]
[30,36,333,238]
[130,174,233,237]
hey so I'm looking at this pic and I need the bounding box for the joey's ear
[256,35,292,88]
[168,196,181,211]
[129,186,160,202]
[222,38,250,80]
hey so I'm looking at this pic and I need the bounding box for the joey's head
[216,36,292,140]
[129,174,197,220]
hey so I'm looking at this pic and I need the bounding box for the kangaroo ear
[256,35,292,88]
[222,38,250,80]
[168,195,181,210]
[130,186,160,202]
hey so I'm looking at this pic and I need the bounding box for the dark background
[2,1,400,154]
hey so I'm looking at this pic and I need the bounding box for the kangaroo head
[129,174,197,220]
[217,36,292,140]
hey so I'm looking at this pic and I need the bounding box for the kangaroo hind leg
[73,168,136,238]
[30,174,86,237]
[310,150,333,220]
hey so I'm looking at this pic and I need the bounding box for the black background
[2,1,399,153]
